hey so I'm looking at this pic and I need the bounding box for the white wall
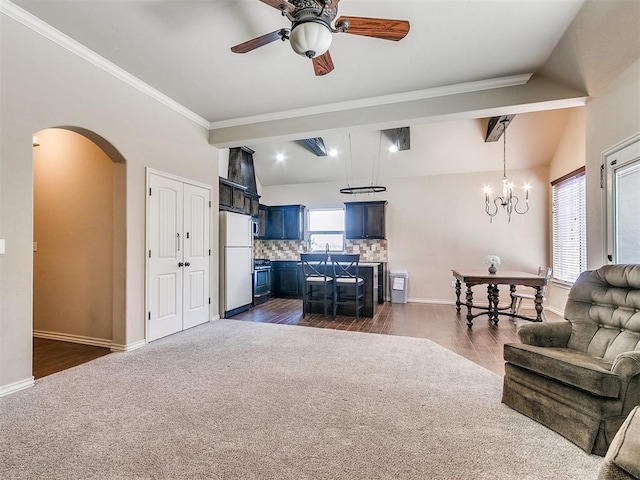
[0,16,220,394]
[261,164,549,304]
[585,58,640,269]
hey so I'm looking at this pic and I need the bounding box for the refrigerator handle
[176,232,180,252]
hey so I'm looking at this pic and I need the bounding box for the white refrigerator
[219,211,253,318]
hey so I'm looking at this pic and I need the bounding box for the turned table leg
[455,279,462,313]
[490,284,500,324]
[534,286,544,322]
[465,284,474,328]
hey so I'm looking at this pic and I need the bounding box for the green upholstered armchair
[598,406,640,479]
[502,264,640,456]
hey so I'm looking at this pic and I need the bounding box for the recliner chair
[502,264,640,456]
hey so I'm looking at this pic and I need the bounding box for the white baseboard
[111,339,146,353]
[546,305,564,317]
[407,298,456,305]
[0,377,34,397]
[33,330,112,348]
[518,304,564,317]
[33,329,150,352]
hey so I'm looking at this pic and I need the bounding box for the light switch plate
[0,239,5,255]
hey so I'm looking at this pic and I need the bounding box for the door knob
[184,262,191,267]
[178,262,184,267]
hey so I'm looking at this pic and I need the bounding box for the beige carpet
[1,319,602,479]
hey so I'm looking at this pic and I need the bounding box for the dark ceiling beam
[300,137,327,156]
[382,127,410,151]
[484,114,515,142]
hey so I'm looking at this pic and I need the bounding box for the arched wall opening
[32,127,126,355]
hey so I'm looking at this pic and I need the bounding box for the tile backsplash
[254,239,388,263]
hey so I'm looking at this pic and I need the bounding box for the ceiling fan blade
[313,51,334,76]
[259,0,296,13]
[335,16,410,41]
[231,29,289,54]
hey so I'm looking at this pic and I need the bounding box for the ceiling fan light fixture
[290,20,332,58]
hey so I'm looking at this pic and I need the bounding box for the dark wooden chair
[331,254,365,320]
[300,253,333,317]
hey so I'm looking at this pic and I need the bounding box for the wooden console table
[452,269,548,328]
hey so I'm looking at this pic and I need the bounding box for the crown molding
[209,74,534,130]
[0,0,209,129]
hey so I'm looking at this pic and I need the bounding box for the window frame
[306,208,345,252]
[551,166,587,285]
[604,133,640,264]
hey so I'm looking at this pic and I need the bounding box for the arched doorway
[32,127,126,378]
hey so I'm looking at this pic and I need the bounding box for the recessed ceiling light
[276,153,285,162]
[388,144,399,153]
[328,148,338,157]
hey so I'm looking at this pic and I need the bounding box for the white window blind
[552,168,587,283]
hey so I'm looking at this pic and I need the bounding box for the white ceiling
[8,0,603,185]
[12,0,586,123]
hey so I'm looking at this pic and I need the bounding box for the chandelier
[483,119,530,223]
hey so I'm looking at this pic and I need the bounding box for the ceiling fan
[230,0,410,76]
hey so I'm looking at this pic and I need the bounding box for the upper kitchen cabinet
[244,191,260,219]
[219,177,247,214]
[257,204,268,239]
[267,205,306,240]
[345,201,387,239]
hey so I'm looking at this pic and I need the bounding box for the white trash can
[389,269,409,303]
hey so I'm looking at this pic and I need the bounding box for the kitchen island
[271,260,380,318]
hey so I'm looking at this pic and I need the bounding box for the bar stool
[300,253,333,317]
[331,254,365,320]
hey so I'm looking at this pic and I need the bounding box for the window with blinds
[552,167,586,283]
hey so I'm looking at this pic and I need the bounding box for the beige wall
[537,60,640,316]
[0,16,219,394]
[261,164,550,303]
[33,128,115,341]
[546,108,586,314]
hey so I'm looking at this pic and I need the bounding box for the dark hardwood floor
[231,298,561,375]
[33,338,111,379]
[33,300,560,378]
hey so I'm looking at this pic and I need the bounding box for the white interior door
[148,174,184,342]
[183,184,210,329]
[148,172,211,341]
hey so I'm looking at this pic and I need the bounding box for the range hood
[228,146,258,194]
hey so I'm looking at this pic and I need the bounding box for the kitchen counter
[271,259,380,266]
[270,260,380,317]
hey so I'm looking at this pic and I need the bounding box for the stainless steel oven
[253,259,272,305]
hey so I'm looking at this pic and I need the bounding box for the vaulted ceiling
[8,0,640,185]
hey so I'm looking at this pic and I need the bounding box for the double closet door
[147,171,211,342]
